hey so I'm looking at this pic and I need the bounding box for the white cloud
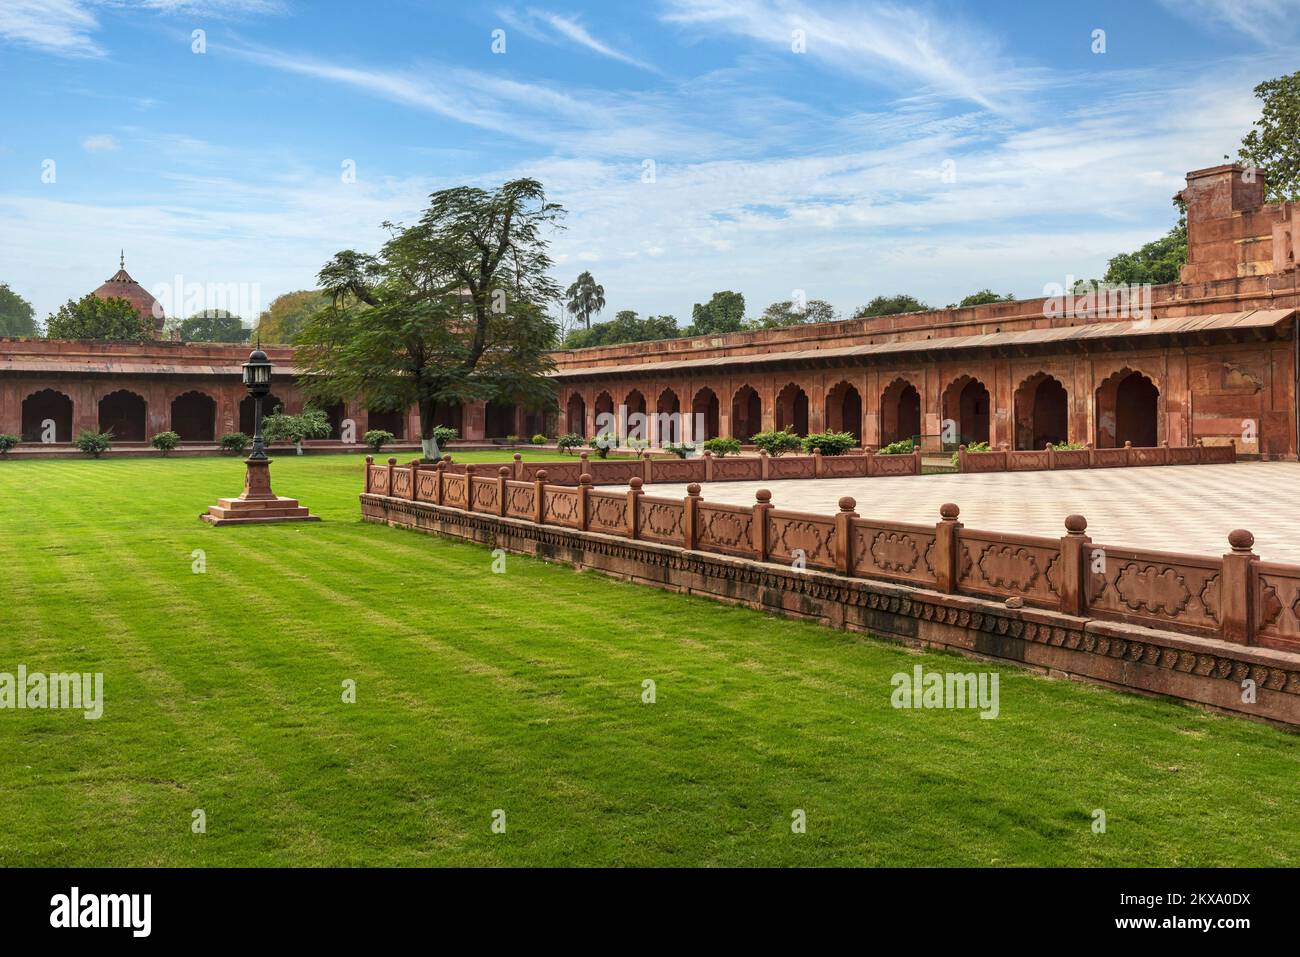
[0,0,102,57]
[1158,0,1300,45]
[81,134,120,152]
[501,7,663,73]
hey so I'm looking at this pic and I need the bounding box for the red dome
[93,254,164,337]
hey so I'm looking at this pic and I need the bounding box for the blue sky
[2,0,1298,328]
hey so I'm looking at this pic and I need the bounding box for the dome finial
[119,249,124,270]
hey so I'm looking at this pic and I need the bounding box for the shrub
[75,429,113,458]
[951,440,991,467]
[364,429,396,453]
[264,408,332,455]
[1052,440,1085,451]
[663,443,694,459]
[588,432,617,459]
[531,433,547,445]
[220,432,251,455]
[505,434,520,446]
[750,428,803,457]
[877,438,914,455]
[0,434,18,456]
[802,430,855,455]
[151,431,180,455]
[703,437,741,457]
[556,433,583,455]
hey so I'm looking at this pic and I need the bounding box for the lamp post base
[200,457,320,526]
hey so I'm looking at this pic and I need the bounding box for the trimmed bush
[663,443,693,459]
[365,429,396,453]
[75,429,113,458]
[802,430,855,455]
[952,440,991,466]
[702,437,741,457]
[531,433,547,445]
[0,434,19,456]
[877,438,915,455]
[588,432,617,459]
[1052,440,1085,450]
[220,432,250,455]
[151,431,180,455]
[263,408,331,455]
[556,433,583,455]
[750,428,803,457]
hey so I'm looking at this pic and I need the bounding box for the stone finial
[958,444,966,452]
[755,489,772,504]
[498,466,510,476]
[838,496,856,512]
[999,443,1009,451]
[686,482,701,496]
[513,452,522,461]
[442,453,452,462]
[1045,442,1053,451]
[365,455,373,464]
[629,477,643,490]
[759,449,769,457]
[1228,529,1255,552]
[703,450,712,458]
[940,502,960,521]
[1065,514,1087,534]
[1124,440,1133,448]
[536,469,548,481]
[387,457,398,465]
[579,473,592,485]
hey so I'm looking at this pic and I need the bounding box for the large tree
[297,178,563,461]
[46,294,151,341]
[255,290,330,344]
[180,309,250,343]
[565,271,605,330]
[687,290,746,335]
[1239,69,1300,203]
[754,298,836,328]
[952,289,1015,308]
[0,283,37,337]
[562,310,679,349]
[853,294,930,319]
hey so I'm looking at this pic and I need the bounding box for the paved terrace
[613,461,1300,564]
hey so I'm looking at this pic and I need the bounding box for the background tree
[562,310,680,348]
[180,309,250,343]
[565,271,605,330]
[46,295,151,341]
[687,290,746,335]
[1238,70,1300,203]
[951,289,1015,308]
[255,290,330,343]
[853,294,930,319]
[0,283,37,337]
[753,298,837,328]
[297,178,563,461]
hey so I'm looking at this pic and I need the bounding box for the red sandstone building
[1,165,1297,456]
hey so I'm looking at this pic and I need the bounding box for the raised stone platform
[202,495,320,525]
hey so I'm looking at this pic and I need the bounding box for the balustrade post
[753,489,773,562]
[813,449,823,478]
[1221,529,1258,645]
[1124,439,1133,466]
[386,457,396,496]
[578,473,592,531]
[365,455,373,493]
[933,503,962,593]
[627,477,644,539]
[464,464,476,510]
[913,445,923,475]
[1046,442,1056,471]
[497,467,509,517]
[957,444,967,474]
[835,496,857,575]
[1058,514,1090,616]
[409,459,421,501]
[759,449,770,480]
[513,452,523,480]
[683,483,701,550]
[434,460,445,505]
[533,470,547,524]
[703,450,714,482]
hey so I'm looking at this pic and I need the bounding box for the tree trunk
[418,396,439,462]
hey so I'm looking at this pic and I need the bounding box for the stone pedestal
[201,457,319,526]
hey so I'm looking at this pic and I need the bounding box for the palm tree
[565,271,606,330]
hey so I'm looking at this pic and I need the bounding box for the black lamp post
[241,347,273,461]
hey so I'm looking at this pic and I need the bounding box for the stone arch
[654,388,682,445]
[730,385,762,441]
[240,393,283,436]
[322,401,346,439]
[434,400,464,436]
[1095,368,1159,448]
[623,389,647,442]
[825,380,862,443]
[880,377,921,446]
[565,393,586,435]
[1013,373,1069,450]
[941,375,990,447]
[170,390,216,442]
[593,391,615,435]
[484,401,515,439]
[21,389,73,443]
[98,389,147,441]
[692,387,720,442]
[774,382,809,436]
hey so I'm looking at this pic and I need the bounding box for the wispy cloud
[81,134,120,152]
[660,0,1044,112]
[1158,0,1300,45]
[0,0,102,57]
[501,7,663,73]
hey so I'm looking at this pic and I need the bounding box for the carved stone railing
[364,456,1293,653]
[958,440,1236,473]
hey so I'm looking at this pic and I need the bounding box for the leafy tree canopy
[1239,69,1300,203]
[1074,213,1188,290]
[46,294,151,341]
[296,178,563,460]
[562,309,680,349]
[180,309,250,343]
[753,299,837,328]
[0,283,37,337]
[853,294,930,319]
[951,289,1015,309]
[687,290,746,336]
[256,290,329,344]
[565,271,605,330]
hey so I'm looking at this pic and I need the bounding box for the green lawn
[1,451,1296,867]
